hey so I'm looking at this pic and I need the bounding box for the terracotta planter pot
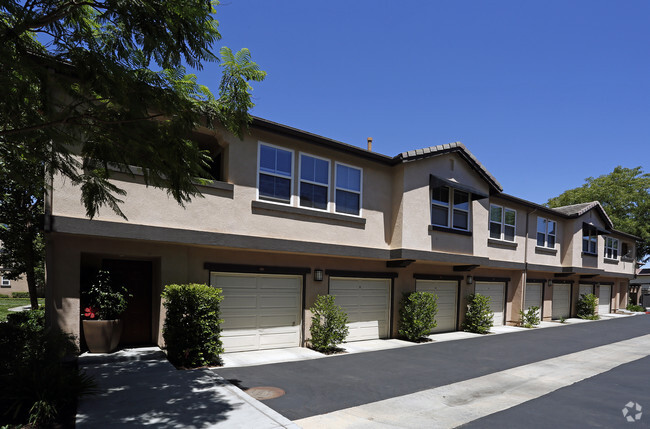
[82,319,123,353]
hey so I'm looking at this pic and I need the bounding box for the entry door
[102,259,153,346]
[598,285,611,315]
[552,284,571,319]
[524,283,543,319]
[415,280,458,333]
[474,282,505,326]
[212,273,302,352]
[579,284,594,297]
[329,278,391,342]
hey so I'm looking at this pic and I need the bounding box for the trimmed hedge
[11,292,30,299]
[462,293,494,334]
[399,291,438,342]
[309,295,349,352]
[162,284,224,368]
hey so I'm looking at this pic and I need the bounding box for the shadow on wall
[76,359,237,427]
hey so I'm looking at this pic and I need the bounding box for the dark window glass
[300,183,328,210]
[336,190,360,215]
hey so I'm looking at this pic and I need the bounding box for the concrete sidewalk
[76,348,299,428]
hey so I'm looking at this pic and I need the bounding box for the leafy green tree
[1,0,266,220]
[398,291,438,342]
[0,150,45,310]
[546,166,650,262]
[309,295,349,352]
[576,293,599,320]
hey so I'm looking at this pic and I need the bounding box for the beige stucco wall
[0,274,29,295]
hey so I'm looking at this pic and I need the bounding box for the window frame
[298,152,331,211]
[582,226,598,255]
[334,161,363,216]
[431,187,471,232]
[536,217,557,249]
[489,204,516,242]
[605,237,619,260]
[257,142,295,205]
[1,276,9,287]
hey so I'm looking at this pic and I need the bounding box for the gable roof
[552,201,614,229]
[251,118,502,193]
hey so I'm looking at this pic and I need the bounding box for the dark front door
[102,259,153,346]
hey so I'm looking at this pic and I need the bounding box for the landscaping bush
[399,291,438,342]
[627,303,645,312]
[0,308,95,427]
[519,306,541,328]
[11,292,30,299]
[577,293,599,320]
[162,284,224,368]
[462,293,494,334]
[309,295,349,352]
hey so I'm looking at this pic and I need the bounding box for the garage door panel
[599,286,611,315]
[211,273,301,352]
[579,284,593,297]
[415,280,458,333]
[475,282,505,326]
[552,284,570,319]
[329,278,390,342]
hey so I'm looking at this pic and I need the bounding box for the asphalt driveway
[213,316,650,422]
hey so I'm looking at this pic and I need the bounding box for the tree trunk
[24,234,39,310]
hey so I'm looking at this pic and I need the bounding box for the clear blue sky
[194,1,649,206]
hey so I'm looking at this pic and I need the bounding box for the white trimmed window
[582,225,598,254]
[299,154,329,210]
[335,163,362,215]
[258,143,293,203]
[1,277,9,287]
[490,205,516,241]
[431,187,470,231]
[605,237,619,259]
[536,217,556,248]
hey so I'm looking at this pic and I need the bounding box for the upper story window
[1,277,9,287]
[605,237,619,259]
[582,225,598,255]
[490,205,516,241]
[299,154,329,210]
[258,144,293,203]
[536,217,556,248]
[335,163,362,215]
[622,242,632,259]
[431,187,470,231]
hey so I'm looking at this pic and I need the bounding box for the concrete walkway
[76,348,299,428]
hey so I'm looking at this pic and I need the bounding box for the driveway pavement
[213,315,650,425]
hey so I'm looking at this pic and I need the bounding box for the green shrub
[577,293,599,320]
[0,293,9,298]
[11,292,30,299]
[309,295,349,352]
[162,284,224,368]
[399,291,438,342]
[0,308,95,427]
[462,293,494,334]
[519,306,541,328]
[627,303,645,312]
[82,270,130,320]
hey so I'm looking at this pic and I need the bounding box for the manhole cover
[245,386,285,400]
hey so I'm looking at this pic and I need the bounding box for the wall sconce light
[548,280,553,287]
[466,275,473,285]
[314,269,323,282]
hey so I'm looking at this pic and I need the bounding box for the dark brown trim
[386,259,415,268]
[389,278,395,337]
[504,281,509,325]
[527,278,548,284]
[599,281,615,286]
[204,263,311,275]
[429,225,472,237]
[453,265,480,272]
[552,279,574,284]
[413,274,464,281]
[474,276,510,283]
[326,269,399,279]
[569,283,574,317]
[578,281,598,286]
[456,279,462,331]
[540,281,546,319]
[301,273,307,347]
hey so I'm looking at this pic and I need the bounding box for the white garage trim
[524,283,543,320]
[474,282,506,326]
[416,279,459,333]
[210,272,302,353]
[552,283,571,320]
[329,277,391,342]
[598,285,612,315]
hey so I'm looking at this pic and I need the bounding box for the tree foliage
[1,0,266,219]
[546,166,650,262]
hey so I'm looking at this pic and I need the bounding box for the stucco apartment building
[45,118,638,352]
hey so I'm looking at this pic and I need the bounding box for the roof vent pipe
[367,137,373,151]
